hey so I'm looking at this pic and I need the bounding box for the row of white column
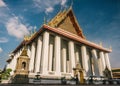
[28,31,111,76]
[28,31,76,75]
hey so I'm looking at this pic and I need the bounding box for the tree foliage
[0,68,12,80]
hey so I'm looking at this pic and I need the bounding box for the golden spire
[30,30,33,37]
[70,0,73,8]
[44,16,47,24]
[24,35,26,40]
[20,45,28,56]
[109,45,112,50]
[24,35,28,41]
[34,28,36,33]
[100,42,102,46]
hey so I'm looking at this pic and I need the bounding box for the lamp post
[35,72,40,80]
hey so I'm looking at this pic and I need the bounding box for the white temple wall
[7,31,112,79]
[7,48,22,75]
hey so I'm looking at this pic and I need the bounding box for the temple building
[6,7,112,84]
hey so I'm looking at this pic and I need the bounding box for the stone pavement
[0,84,120,86]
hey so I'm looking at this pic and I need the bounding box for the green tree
[1,68,12,80]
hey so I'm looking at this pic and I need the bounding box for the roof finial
[67,0,73,11]
[24,35,28,41]
[44,16,47,24]
[109,45,112,51]
[70,0,73,8]
[21,45,28,56]
[30,30,33,37]
[34,27,36,33]
[100,42,102,46]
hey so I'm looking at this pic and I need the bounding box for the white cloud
[33,0,67,14]
[45,7,54,14]
[61,0,67,6]
[0,37,8,43]
[0,0,6,7]
[6,17,30,39]
[0,47,3,53]
[0,2,34,40]
[0,6,10,24]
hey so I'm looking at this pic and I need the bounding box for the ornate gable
[48,7,85,39]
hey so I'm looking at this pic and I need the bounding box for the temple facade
[6,8,112,84]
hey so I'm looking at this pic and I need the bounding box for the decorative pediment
[48,7,85,39]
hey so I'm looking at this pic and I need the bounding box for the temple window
[22,62,26,70]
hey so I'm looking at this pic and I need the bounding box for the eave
[43,25,111,53]
[12,24,111,55]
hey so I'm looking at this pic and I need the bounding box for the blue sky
[0,0,120,69]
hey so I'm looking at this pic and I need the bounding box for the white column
[54,36,61,75]
[98,53,103,76]
[12,55,16,75]
[104,53,111,70]
[29,42,36,72]
[11,53,18,75]
[35,36,42,73]
[92,49,97,59]
[14,52,19,71]
[19,48,22,55]
[81,45,88,76]
[48,41,53,71]
[68,41,75,74]
[41,31,49,74]
[99,52,106,71]
[61,45,67,73]
[91,49,99,76]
